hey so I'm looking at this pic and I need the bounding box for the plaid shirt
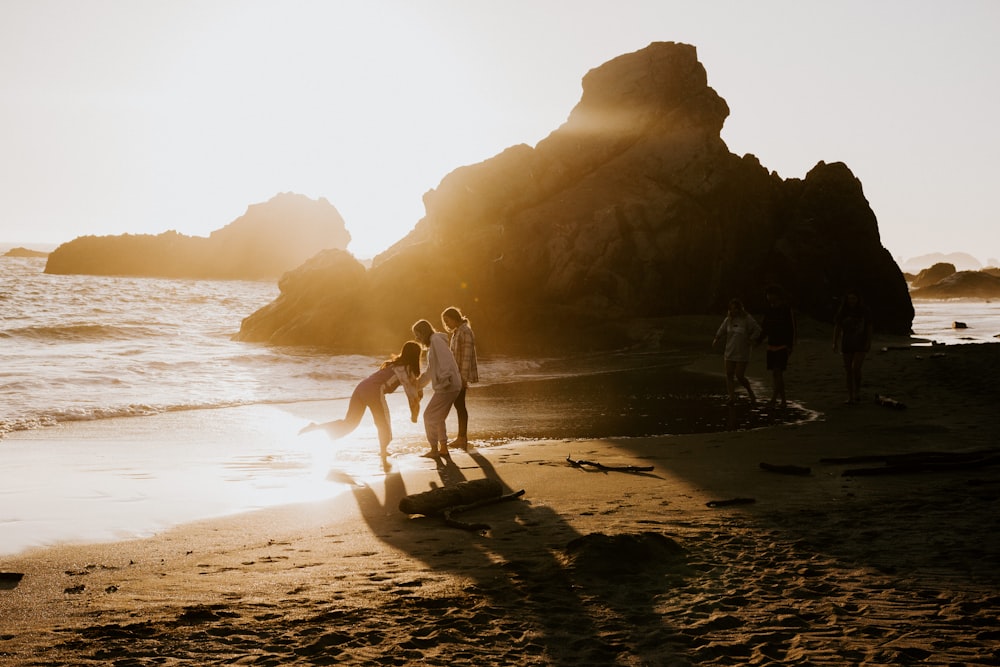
[449,322,479,384]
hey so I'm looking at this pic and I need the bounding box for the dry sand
[1,323,999,666]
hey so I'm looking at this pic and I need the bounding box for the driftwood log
[706,497,756,508]
[759,462,812,476]
[566,455,654,473]
[821,449,1000,476]
[398,478,525,531]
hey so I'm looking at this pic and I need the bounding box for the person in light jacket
[441,306,479,451]
[712,298,762,405]
[412,319,462,459]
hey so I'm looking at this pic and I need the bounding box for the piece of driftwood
[706,497,756,508]
[759,462,811,476]
[399,478,505,516]
[875,394,907,410]
[566,455,654,473]
[820,449,1000,476]
[442,490,526,531]
[398,479,526,531]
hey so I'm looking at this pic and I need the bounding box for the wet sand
[1,321,999,665]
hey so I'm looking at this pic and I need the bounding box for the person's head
[441,306,467,332]
[411,319,435,346]
[727,298,745,317]
[843,290,863,309]
[381,340,422,375]
[765,285,785,306]
[398,340,421,376]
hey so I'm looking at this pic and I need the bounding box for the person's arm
[712,318,728,348]
[395,367,421,422]
[789,307,797,352]
[748,315,762,345]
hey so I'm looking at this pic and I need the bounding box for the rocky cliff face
[44,193,350,281]
[237,42,913,352]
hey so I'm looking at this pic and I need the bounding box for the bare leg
[772,369,786,408]
[724,360,737,404]
[299,392,366,436]
[734,361,755,403]
[850,352,866,402]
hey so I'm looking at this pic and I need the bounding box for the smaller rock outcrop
[44,193,350,281]
[3,247,48,258]
[900,252,982,273]
[911,262,956,289]
[910,270,1000,299]
[236,249,378,347]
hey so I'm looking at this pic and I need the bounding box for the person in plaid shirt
[441,306,479,450]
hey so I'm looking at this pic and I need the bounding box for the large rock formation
[237,42,913,352]
[44,193,350,281]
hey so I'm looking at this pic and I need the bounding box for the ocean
[3,255,999,438]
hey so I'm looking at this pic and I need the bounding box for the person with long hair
[833,289,873,404]
[299,341,422,470]
[412,318,462,459]
[441,306,478,451]
[712,298,762,404]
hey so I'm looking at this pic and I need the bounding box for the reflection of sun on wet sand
[1,328,999,665]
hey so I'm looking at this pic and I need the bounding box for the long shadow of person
[349,450,691,664]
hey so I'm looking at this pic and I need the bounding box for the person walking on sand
[412,319,463,459]
[833,289,872,404]
[441,306,478,451]
[712,298,762,405]
[299,341,422,471]
[757,285,796,409]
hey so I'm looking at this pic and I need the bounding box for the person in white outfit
[712,298,762,404]
[411,319,462,459]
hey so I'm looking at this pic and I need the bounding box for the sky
[2,1,998,266]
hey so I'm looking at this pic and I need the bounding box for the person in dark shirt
[757,285,796,409]
[833,290,873,404]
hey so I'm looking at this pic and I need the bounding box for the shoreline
[2,332,999,665]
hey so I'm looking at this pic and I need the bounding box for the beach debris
[705,497,756,508]
[64,584,86,594]
[952,321,968,329]
[398,478,525,531]
[759,462,812,476]
[822,448,1000,476]
[875,394,907,410]
[562,532,687,577]
[565,455,654,474]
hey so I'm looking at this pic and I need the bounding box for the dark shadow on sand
[351,446,692,664]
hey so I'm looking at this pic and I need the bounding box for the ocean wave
[0,394,352,437]
[5,323,166,342]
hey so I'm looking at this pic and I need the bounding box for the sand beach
[1,320,999,666]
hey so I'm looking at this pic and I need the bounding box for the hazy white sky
[2,1,998,264]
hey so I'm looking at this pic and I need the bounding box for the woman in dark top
[832,290,873,404]
[758,285,796,409]
[300,341,422,470]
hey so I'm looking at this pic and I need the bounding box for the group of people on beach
[712,286,873,407]
[306,286,872,469]
[300,306,478,470]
